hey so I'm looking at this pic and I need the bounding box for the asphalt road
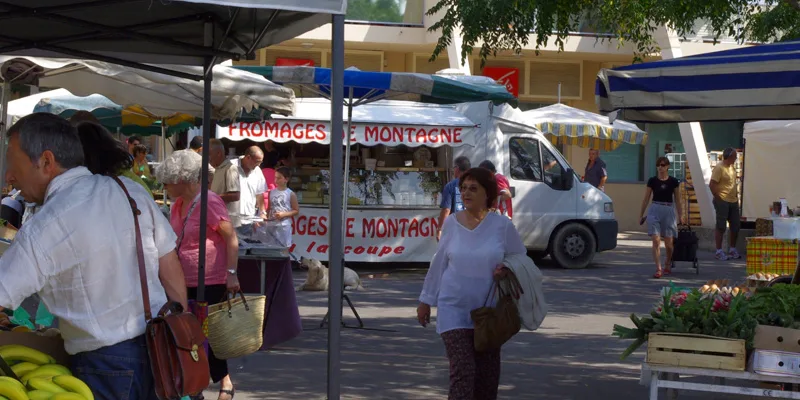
[203,232,752,399]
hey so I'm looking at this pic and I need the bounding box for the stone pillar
[653,27,716,228]
[424,0,471,75]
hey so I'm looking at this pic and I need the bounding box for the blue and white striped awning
[595,40,800,123]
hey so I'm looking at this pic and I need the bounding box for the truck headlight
[604,202,614,213]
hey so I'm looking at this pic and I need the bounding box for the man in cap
[709,147,742,260]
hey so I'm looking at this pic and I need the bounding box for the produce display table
[238,247,291,295]
[642,363,800,399]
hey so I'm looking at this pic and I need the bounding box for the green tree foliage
[427,0,800,66]
[347,0,405,23]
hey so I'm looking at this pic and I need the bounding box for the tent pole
[342,88,354,224]
[196,21,214,303]
[161,121,168,204]
[0,82,9,194]
[327,13,345,400]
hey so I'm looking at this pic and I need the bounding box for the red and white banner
[218,121,475,148]
[286,206,440,262]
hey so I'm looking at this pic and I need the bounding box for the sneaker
[729,248,742,260]
[715,249,728,261]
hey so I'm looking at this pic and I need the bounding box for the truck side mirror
[562,168,574,191]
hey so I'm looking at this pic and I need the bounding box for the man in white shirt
[232,146,267,225]
[0,113,187,400]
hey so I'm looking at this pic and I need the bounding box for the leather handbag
[113,176,211,399]
[470,275,522,352]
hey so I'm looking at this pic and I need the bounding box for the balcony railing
[345,0,424,26]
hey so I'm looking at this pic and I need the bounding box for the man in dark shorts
[709,147,741,260]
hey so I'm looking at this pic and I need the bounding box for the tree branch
[784,0,800,10]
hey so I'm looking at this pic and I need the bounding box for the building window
[601,143,645,182]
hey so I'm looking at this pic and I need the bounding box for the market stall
[741,120,800,222]
[216,97,480,262]
[615,282,800,398]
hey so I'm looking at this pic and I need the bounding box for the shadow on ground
[205,233,749,399]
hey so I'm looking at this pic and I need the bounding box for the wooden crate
[647,333,746,371]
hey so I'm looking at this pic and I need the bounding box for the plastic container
[771,217,800,239]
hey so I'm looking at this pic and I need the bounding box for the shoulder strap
[111,176,152,321]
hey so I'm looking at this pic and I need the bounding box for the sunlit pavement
[204,231,748,399]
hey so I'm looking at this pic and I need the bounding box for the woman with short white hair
[155,149,239,400]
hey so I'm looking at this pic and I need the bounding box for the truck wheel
[550,223,596,269]
[527,250,548,263]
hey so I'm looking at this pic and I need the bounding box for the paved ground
[203,232,751,399]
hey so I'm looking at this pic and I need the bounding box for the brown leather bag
[470,275,522,352]
[113,176,211,399]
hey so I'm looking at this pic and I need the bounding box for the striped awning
[595,40,800,123]
[522,103,647,150]
[234,66,517,105]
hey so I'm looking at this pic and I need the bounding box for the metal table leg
[260,260,266,295]
[650,372,659,400]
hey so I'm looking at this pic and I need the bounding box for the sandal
[653,270,663,279]
[219,388,235,400]
[663,267,672,276]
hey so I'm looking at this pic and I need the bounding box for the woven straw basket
[206,292,266,359]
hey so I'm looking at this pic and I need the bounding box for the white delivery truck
[453,101,618,269]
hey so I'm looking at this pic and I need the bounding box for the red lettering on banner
[240,122,251,137]
[365,126,378,143]
[251,122,264,137]
[316,124,327,141]
[453,128,462,143]
[265,122,279,137]
[345,218,355,238]
[361,217,439,238]
[299,242,408,257]
[293,215,328,236]
[280,123,292,138]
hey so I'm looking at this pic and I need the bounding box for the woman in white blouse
[417,167,527,400]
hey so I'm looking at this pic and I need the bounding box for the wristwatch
[227,269,237,275]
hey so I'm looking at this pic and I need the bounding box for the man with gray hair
[232,145,267,225]
[209,138,241,227]
[0,113,187,399]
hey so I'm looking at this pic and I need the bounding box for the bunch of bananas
[0,344,93,400]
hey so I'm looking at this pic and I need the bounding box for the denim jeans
[71,335,158,400]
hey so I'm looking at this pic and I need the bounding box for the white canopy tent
[0,56,296,118]
[742,120,800,220]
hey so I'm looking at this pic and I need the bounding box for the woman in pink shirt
[155,149,239,400]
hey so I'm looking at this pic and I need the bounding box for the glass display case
[289,166,446,208]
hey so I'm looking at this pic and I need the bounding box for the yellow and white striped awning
[523,104,648,151]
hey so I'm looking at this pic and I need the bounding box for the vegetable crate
[647,333,746,371]
[746,237,798,276]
